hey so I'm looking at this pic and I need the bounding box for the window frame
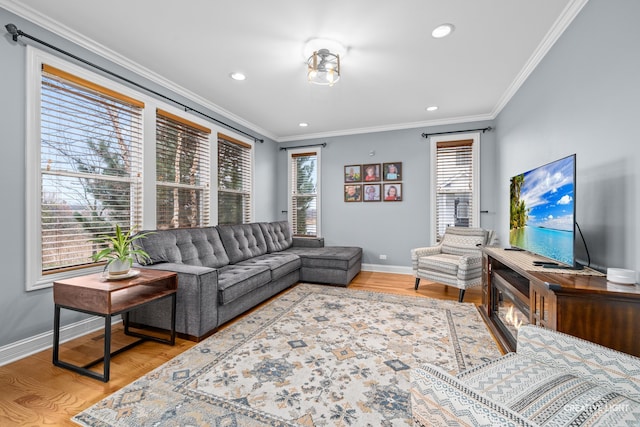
[430,132,480,244]
[216,132,255,225]
[287,147,322,237]
[26,47,149,290]
[155,108,211,229]
[25,47,217,290]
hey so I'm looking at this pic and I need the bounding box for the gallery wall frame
[343,163,403,202]
[344,184,362,202]
[383,183,402,201]
[344,165,362,182]
[383,162,402,181]
[363,184,381,202]
[362,163,381,182]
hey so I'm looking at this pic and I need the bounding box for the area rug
[73,284,501,426]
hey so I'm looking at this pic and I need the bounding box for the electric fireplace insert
[489,265,530,350]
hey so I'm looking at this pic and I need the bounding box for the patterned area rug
[73,284,501,426]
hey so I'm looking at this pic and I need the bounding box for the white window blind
[290,151,319,237]
[435,139,474,240]
[218,133,252,225]
[156,109,211,229]
[40,64,144,273]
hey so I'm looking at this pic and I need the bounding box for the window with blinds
[289,150,320,237]
[40,64,144,272]
[217,133,252,225]
[156,109,211,229]
[435,139,474,241]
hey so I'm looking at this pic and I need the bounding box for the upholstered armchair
[411,227,493,302]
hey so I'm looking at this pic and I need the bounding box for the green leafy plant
[91,224,153,269]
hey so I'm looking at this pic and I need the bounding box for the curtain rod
[422,126,492,138]
[4,23,264,143]
[279,142,327,151]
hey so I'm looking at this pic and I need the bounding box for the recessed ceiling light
[229,72,246,81]
[426,106,439,112]
[432,24,455,39]
[299,122,309,127]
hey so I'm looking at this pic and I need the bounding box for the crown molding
[491,0,589,117]
[1,0,587,144]
[0,0,277,142]
[276,113,494,143]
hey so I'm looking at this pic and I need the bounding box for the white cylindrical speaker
[606,268,636,285]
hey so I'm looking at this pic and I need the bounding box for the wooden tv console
[480,246,640,357]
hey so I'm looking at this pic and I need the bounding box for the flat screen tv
[509,154,578,268]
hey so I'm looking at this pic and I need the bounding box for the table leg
[123,311,130,335]
[52,308,109,382]
[170,293,176,345]
[53,305,61,365]
[52,290,176,382]
[103,315,111,382]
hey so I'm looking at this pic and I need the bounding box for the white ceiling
[3,0,586,142]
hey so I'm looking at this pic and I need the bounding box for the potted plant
[91,224,153,277]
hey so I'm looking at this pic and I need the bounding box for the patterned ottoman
[411,325,640,426]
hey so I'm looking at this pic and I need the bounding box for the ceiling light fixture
[299,122,309,127]
[229,72,246,81]
[303,38,346,87]
[307,49,341,86]
[432,24,455,39]
[426,106,439,112]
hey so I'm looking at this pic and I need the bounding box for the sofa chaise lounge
[411,324,640,426]
[128,221,362,341]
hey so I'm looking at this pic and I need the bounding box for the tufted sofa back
[134,221,296,268]
[217,223,269,264]
[134,227,230,268]
[259,221,293,252]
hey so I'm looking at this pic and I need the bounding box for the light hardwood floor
[0,272,485,426]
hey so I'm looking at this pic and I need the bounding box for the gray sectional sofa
[128,221,362,341]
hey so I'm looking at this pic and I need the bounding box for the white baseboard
[0,315,121,367]
[361,263,413,275]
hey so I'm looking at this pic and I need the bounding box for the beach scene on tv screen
[509,156,575,265]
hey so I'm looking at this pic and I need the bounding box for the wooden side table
[53,269,177,382]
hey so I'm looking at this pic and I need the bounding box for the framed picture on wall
[383,183,402,201]
[344,165,362,182]
[363,184,381,202]
[344,184,362,202]
[362,163,381,182]
[383,162,402,181]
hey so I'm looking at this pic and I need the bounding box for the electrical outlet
[379,254,387,260]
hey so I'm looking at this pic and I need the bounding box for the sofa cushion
[292,236,325,248]
[441,227,487,256]
[284,246,362,271]
[259,221,293,252]
[217,264,271,305]
[458,352,640,426]
[237,253,301,281]
[417,253,461,276]
[217,223,268,264]
[133,227,229,268]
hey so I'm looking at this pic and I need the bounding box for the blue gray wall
[278,121,497,269]
[0,7,278,348]
[2,0,639,353]
[495,0,640,277]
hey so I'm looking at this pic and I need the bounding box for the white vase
[108,259,131,276]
